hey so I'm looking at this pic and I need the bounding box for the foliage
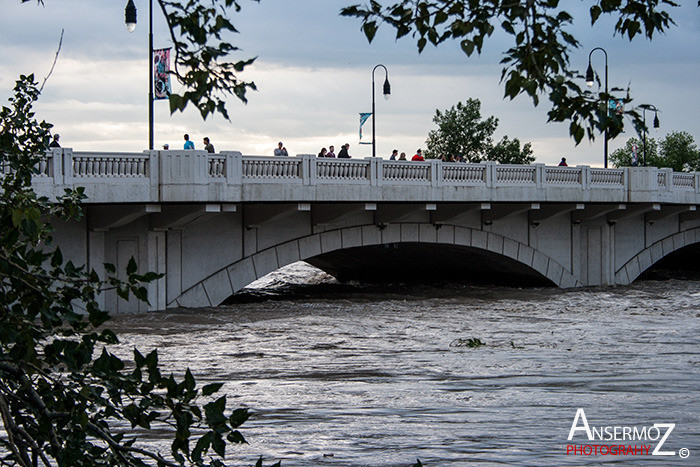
[449,338,484,348]
[425,98,534,164]
[610,131,699,171]
[487,136,535,165]
[341,1,689,145]
[659,131,700,172]
[425,98,497,162]
[609,136,656,168]
[23,0,260,121]
[0,75,266,466]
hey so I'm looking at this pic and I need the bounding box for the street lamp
[371,64,390,158]
[125,0,155,150]
[640,105,660,167]
[586,47,609,168]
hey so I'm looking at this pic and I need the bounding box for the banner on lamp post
[359,112,372,144]
[153,48,172,100]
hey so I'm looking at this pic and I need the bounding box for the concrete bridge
[26,148,700,312]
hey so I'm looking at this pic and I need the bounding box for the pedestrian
[558,157,568,166]
[327,145,336,158]
[412,149,425,161]
[203,137,215,153]
[318,147,327,158]
[49,134,61,148]
[274,142,288,156]
[183,134,195,150]
[398,152,407,161]
[338,143,351,158]
[390,149,398,160]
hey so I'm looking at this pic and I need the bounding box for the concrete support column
[88,230,106,310]
[301,153,314,185]
[484,161,496,188]
[148,150,159,202]
[661,168,673,192]
[367,157,382,187]
[580,165,590,190]
[62,148,74,185]
[159,150,210,201]
[47,148,63,183]
[534,163,545,188]
[147,231,166,311]
[222,151,242,184]
[430,159,441,188]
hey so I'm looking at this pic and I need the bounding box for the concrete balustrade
[24,149,700,206]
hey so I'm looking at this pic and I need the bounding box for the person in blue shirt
[183,134,195,150]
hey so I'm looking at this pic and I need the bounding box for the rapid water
[108,263,700,466]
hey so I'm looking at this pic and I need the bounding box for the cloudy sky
[2,0,699,166]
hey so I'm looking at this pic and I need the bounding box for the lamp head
[653,112,660,129]
[383,77,391,100]
[585,63,594,87]
[125,0,137,33]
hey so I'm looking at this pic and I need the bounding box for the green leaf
[202,382,224,396]
[229,408,250,429]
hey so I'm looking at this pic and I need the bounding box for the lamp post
[371,64,390,158]
[586,47,608,168]
[640,105,660,167]
[125,0,155,151]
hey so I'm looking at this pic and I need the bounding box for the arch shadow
[174,224,582,308]
[615,227,700,284]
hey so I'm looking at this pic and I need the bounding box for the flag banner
[608,98,624,115]
[153,48,172,100]
[359,112,372,142]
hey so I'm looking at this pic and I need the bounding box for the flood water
[108,265,700,466]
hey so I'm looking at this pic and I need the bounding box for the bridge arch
[615,227,700,285]
[173,223,582,308]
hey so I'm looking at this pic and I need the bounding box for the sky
[2,0,699,167]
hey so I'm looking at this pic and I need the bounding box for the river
[108,263,699,466]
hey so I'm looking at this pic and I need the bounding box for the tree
[487,136,535,165]
[341,1,694,145]
[425,98,535,164]
[22,0,260,121]
[425,98,497,162]
[0,75,278,466]
[609,136,655,167]
[659,131,700,172]
[610,131,699,171]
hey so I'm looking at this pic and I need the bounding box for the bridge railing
[26,149,700,203]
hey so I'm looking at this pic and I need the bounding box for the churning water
[108,263,700,466]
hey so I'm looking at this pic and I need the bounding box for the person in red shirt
[558,157,568,166]
[412,149,425,161]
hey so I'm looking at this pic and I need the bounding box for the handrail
[25,150,700,203]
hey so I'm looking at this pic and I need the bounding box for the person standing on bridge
[203,137,215,153]
[318,147,327,157]
[558,157,568,166]
[274,142,289,156]
[183,134,195,150]
[412,149,425,161]
[327,145,336,158]
[390,149,398,160]
[49,134,61,148]
[338,143,351,158]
